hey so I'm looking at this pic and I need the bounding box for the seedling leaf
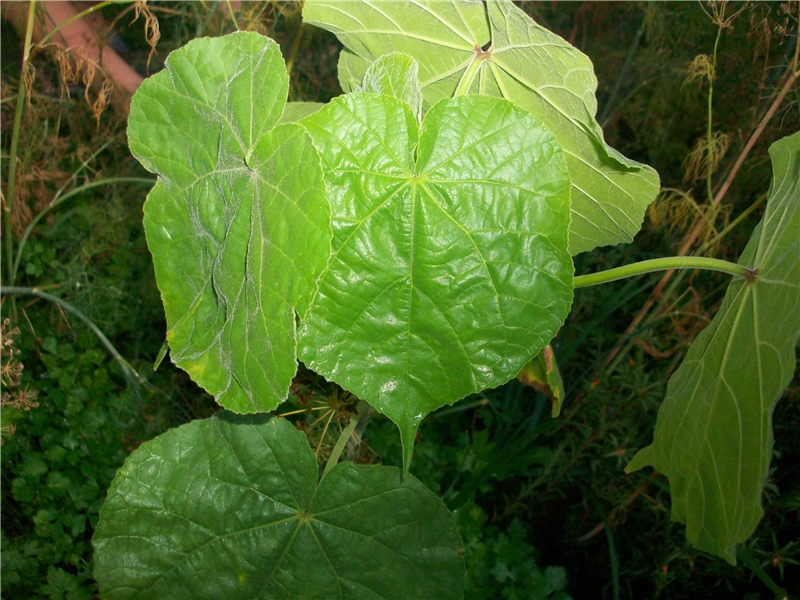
[358,53,423,121]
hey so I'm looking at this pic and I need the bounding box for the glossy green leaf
[297,92,573,470]
[128,33,330,413]
[358,53,423,121]
[303,0,660,254]
[627,132,800,563]
[93,413,465,599]
[517,345,565,417]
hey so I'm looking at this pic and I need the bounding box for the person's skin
[2,1,144,113]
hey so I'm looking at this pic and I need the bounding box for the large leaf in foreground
[627,132,800,563]
[303,0,659,254]
[298,93,573,470]
[93,413,465,599]
[129,33,330,413]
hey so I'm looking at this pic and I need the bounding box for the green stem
[4,0,37,290]
[599,19,644,127]
[737,546,788,600]
[323,416,359,477]
[604,519,620,600]
[322,402,371,478]
[38,1,119,47]
[433,398,490,417]
[12,177,154,282]
[706,26,722,206]
[454,50,485,96]
[0,286,149,393]
[573,256,756,289]
[225,0,240,31]
[597,196,766,385]
[695,192,767,255]
[285,22,305,82]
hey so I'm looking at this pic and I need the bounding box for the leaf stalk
[454,46,489,96]
[573,256,755,289]
[322,401,372,478]
[0,285,149,393]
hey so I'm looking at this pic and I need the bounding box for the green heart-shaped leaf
[298,92,573,469]
[93,413,465,599]
[303,0,660,255]
[627,132,800,563]
[128,32,330,413]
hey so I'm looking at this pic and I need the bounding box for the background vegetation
[1,2,798,599]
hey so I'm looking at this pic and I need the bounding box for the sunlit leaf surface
[297,92,573,470]
[628,132,800,563]
[93,414,465,599]
[128,33,330,413]
[304,0,659,254]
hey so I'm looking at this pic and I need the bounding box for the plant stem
[599,19,644,127]
[225,0,240,31]
[604,519,620,600]
[12,177,154,282]
[608,40,800,368]
[737,546,788,600]
[285,22,305,81]
[573,256,755,289]
[323,415,360,477]
[1,286,148,393]
[322,402,371,478]
[38,1,118,46]
[706,26,722,206]
[454,48,485,96]
[4,0,37,289]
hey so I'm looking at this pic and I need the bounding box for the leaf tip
[397,416,422,478]
[625,446,652,475]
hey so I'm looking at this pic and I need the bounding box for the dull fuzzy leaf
[128,33,330,413]
[627,132,800,563]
